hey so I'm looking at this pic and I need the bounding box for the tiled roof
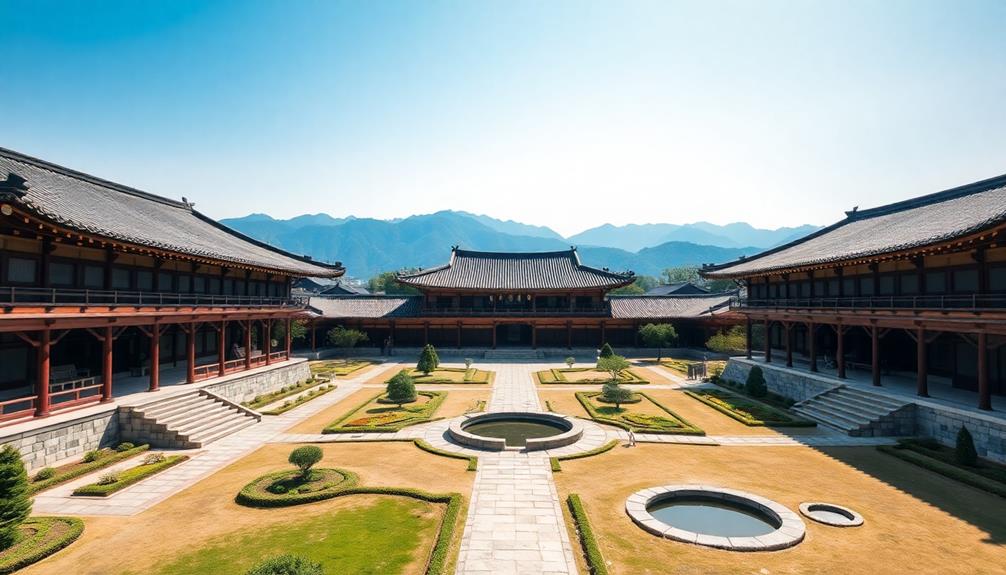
[319,281,370,296]
[645,282,710,296]
[397,248,634,291]
[608,293,735,319]
[309,295,422,318]
[0,147,343,277]
[703,173,1006,278]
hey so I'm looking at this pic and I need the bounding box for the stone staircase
[120,390,261,449]
[483,349,545,360]
[793,386,913,437]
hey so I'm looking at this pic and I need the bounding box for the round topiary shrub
[745,366,768,398]
[81,450,102,463]
[417,344,440,374]
[116,442,135,452]
[955,426,978,467]
[32,467,56,482]
[288,446,324,480]
[386,370,417,406]
[601,382,634,409]
[245,554,322,575]
[599,343,614,358]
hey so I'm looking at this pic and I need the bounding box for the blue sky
[2,0,1005,237]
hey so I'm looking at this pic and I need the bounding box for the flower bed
[72,454,188,496]
[575,391,704,435]
[28,443,150,495]
[392,367,494,384]
[661,358,727,376]
[0,517,84,574]
[311,359,382,377]
[323,391,447,433]
[261,384,337,415]
[235,468,360,507]
[537,368,649,385]
[684,389,815,427]
[244,378,331,410]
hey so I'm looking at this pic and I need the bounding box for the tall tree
[638,323,678,361]
[367,271,420,295]
[417,344,440,375]
[0,445,32,549]
[327,326,369,362]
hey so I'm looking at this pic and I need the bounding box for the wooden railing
[0,287,296,307]
[50,383,103,411]
[418,306,611,317]
[0,395,37,423]
[733,294,1006,312]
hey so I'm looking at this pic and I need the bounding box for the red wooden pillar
[745,317,752,359]
[186,322,197,384]
[784,322,793,368]
[836,325,846,379]
[808,322,817,372]
[285,318,292,359]
[101,326,114,402]
[763,319,772,363]
[36,329,52,417]
[265,320,272,365]
[149,322,161,392]
[871,325,881,386]
[218,320,227,377]
[978,331,990,410]
[244,320,253,370]
[916,327,928,397]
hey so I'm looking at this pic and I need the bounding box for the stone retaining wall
[915,404,1006,463]
[203,360,311,404]
[3,411,119,472]
[721,358,838,402]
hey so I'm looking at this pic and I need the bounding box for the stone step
[122,391,259,449]
[188,416,258,446]
[793,404,868,431]
[157,400,233,429]
[835,387,909,411]
[171,403,244,436]
[812,395,893,420]
[139,393,206,419]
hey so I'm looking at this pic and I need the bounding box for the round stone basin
[448,412,583,451]
[799,502,864,527]
[625,485,805,551]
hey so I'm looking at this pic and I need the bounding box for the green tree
[246,554,323,575]
[609,275,659,295]
[601,382,634,410]
[0,445,32,549]
[417,344,440,375]
[327,326,369,362]
[288,446,323,480]
[661,267,701,285]
[706,325,747,354]
[638,323,678,361]
[387,370,418,407]
[274,320,308,344]
[599,343,614,358]
[955,426,978,467]
[565,356,575,368]
[367,271,420,295]
[745,366,768,398]
[597,354,631,383]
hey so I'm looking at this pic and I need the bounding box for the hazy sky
[2,0,1005,237]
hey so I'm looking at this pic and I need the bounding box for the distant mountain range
[220,210,819,279]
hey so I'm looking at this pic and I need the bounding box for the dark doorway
[496,324,532,347]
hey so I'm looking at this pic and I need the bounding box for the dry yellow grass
[27,442,474,575]
[433,390,491,418]
[556,443,1006,575]
[285,388,379,434]
[643,389,828,437]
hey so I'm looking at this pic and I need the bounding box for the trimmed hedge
[683,389,815,427]
[537,368,649,385]
[236,468,360,507]
[413,440,478,472]
[72,454,188,496]
[551,440,621,472]
[713,377,796,408]
[262,385,337,415]
[0,516,84,574]
[575,392,705,435]
[310,360,381,377]
[244,378,330,410]
[566,494,608,575]
[879,442,1006,498]
[389,367,494,385]
[28,444,150,495]
[323,391,447,433]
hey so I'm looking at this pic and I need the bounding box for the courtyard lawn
[574,391,703,435]
[395,367,494,384]
[684,388,816,427]
[554,444,1006,575]
[324,391,447,433]
[660,357,727,377]
[24,442,474,575]
[535,368,649,385]
[311,359,382,377]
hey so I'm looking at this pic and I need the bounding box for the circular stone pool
[799,502,864,527]
[626,485,805,551]
[448,412,583,451]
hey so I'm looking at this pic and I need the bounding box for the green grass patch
[575,392,704,435]
[153,491,460,575]
[28,444,150,495]
[684,388,815,427]
[537,367,649,385]
[413,439,478,472]
[323,391,447,433]
[310,359,382,377]
[261,384,337,415]
[567,494,609,575]
[394,367,495,384]
[72,455,188,496]
[0,517,84,574]
[243,378,331,410]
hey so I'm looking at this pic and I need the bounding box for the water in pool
[648,497,779,537]
[464,419,567,446]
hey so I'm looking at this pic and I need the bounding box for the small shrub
[115,442,135,452]
[417,344,440,374]
[288,446,323,480]
[32,467,56,482]
[745,366,768,398]
[464,358,473,369]
[267,484,287,495]
[387,370,417,406]
[599,343,614,358]
[565,356,575,368]
[143,453,167,465]
[956,427,978,467]
[81,450,102,463]
[0,445,32,549]
[97,472,119,486]
[601,382,634,409]
[245,554,322,575]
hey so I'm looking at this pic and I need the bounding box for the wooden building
[0,147,343,424]
[306,247,739,349]
[702,173,1006,410]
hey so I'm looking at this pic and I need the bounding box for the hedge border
[414,439,478,472]
[575,392,705,435]
[323,391,447,433]
[28,444,151,495]
[390,367,495,385]
[235,467,361,507]
[877,445,1006,498]
[262,385,337,415]
[551,439,620,472]
[311,359,382,377]
[683,389,815,427]
[538,368,649,385]
[0,516,84,575]
[72,454,188,496]
[244,378,330,410]
[566,494,609,575]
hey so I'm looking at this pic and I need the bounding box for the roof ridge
[0,146,190,210]
[845,172,1006,221]
[608,291,737,299]
[452,248,578,258]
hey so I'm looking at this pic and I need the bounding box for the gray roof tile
[609,294,735,319]
[309,296,421,318]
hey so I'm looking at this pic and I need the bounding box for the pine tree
[0,445,32,549]
[599,343,615,358]
[745,366,768,398]
[417,344,439,375]
[955,426,978,467]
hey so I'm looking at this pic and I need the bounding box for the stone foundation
[915,404,1006,463]
[202,360,311,404]
[721,358,838,402]
[3,411,119,472]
